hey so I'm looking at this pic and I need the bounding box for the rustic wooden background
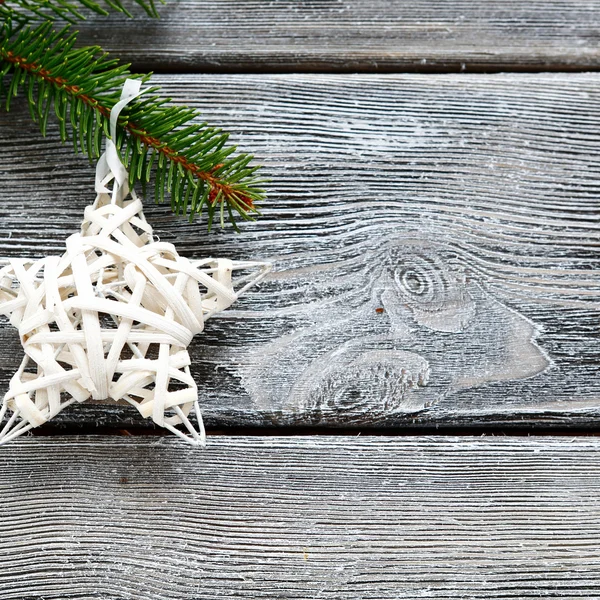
[1,1,600,598]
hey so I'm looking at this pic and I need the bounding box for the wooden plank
[1,435,600,598]
[70,0,600,72]
[1,73,600,432]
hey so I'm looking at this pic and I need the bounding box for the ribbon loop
[95,78,145,203]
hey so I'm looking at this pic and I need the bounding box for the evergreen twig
[1,0,162,23]
[0,19,265,230]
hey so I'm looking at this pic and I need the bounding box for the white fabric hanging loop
[0,78,272,446]
[95,78,146,203]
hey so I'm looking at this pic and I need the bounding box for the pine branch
[1,0,162,22]
[0,20,266,231]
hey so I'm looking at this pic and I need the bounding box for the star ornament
[0,80,270,446]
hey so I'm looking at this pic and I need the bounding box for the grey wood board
[1,73,600,431]
[71,0,600,72]
[1,435,600,599]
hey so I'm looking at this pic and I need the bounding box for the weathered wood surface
[1,435,600,599]
[73,0,600,72]
[2,73,600,431]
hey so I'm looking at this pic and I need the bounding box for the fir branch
[0,20,265,230]
[0,0,162,22]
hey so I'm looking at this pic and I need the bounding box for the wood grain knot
[235,238,551,424]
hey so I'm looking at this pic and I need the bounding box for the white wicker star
[0,80,270,446]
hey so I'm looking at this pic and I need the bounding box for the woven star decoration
[0,80,270,446]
